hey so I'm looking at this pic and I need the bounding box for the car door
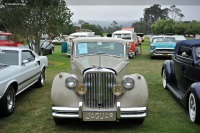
[17,50,40,92]
[173,46,192,92]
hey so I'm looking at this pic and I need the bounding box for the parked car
[66,30,95,56]
[51,37,149,124]
[40,39,54,55]
[161,39,200,123]
[112,28,140,58]
[0,32,24,47]
[150,36,176,59]
[0,46,48,116]
[173,35,186,42]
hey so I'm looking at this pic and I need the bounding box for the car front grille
[155,49,174,54]
[84,68,116,108]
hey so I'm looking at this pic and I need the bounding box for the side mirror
[22,60,29,65]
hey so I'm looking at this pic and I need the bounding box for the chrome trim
[52,102,83,118]
[52,102,147,120]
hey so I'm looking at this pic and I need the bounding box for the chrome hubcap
[7,91,14,110]
[162,70,167,88]
[189,93,196,122]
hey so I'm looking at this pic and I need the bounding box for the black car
[161,39,200,124]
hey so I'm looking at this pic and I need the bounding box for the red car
[0,32,24,47]
[112,28,140,58]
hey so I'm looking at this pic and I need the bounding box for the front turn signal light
[76,84,87,95]
[113,85,123,96]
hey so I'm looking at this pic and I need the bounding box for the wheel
[35,69,45,87]
[0,85,16,116]
[53,117,66,125]
[189,93,200,123]
[49,48,54,54]
[150,56,154,59]
[162,68,168,89]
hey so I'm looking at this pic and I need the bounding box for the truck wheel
[162,68,168,89]
[35,69,45,87]
[189,93,200,123]
[0,85,15,116]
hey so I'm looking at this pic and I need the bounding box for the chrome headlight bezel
[65,74,78,89]
[122,76,135,90]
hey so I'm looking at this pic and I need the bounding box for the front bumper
[52,102,147,121]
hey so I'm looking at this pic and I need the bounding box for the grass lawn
[0,41,200,133]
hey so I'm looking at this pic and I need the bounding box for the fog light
[113,85,123,96]
[76,84,87,95]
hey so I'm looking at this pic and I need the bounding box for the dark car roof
[174,39,200,55]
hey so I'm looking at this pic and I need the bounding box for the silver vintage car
[0,46,48,116]
[51,37,148,124]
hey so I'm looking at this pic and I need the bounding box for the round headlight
[65,75,78,89]
[122,76,135,90]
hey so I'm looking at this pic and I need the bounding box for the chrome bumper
[52,102,147,120]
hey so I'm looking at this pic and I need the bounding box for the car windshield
[153,37,176,43]
[196,47,200,58]
[113,34,131,40]
[0,50,19,65]
[76,42,125,57]
[0,35,8,40]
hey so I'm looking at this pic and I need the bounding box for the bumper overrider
[52,102,147,121]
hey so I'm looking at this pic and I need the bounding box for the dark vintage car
[161,39,200,123]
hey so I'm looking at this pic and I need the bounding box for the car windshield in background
[0,35,8,40]
[196,46,200,58]
[0,50,19,65]
[113,34,131,40]
[153,37,176,43]
[76,42,125,57]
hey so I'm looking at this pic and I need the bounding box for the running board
[167,83,185,100]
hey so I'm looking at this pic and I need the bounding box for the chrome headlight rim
[122,76,135,90]
[65,74,78,89]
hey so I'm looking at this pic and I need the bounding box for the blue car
[150,36,176,59]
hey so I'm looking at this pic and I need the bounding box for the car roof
[0,46,30,51]
[73,37,126,44]
[70,32,95,36]
[151,35,175,39]
[0,32,12,36]
[174,39,200,55]
[113,30,134,34]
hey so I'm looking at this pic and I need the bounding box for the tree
[143,4,169,33]
[173,22,187,34]
[131,21,148,34]
[185,20,200,36]
[152,19,175,34]
[81,22,103,36]
[0,0,73,53]
[169,5,184,21]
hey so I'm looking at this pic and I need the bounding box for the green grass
[0,41,200,133]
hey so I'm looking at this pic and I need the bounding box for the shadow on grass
[53,119,145,132]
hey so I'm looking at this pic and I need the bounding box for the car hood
[72,56,128,73]
[153,42,176,49]
[0,65,20,81]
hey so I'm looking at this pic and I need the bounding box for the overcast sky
[66,0,200,22]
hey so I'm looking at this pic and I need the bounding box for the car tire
[0,85,15,117]
[53,117,66,125]
[35,69,45,87]
[49,48,54,54]
[162,68,168,89]
[189,92,200,123]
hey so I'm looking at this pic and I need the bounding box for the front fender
[117,73,149,108]
[183,82,200,108]
[51,72,82,107]
[162,60,176,83]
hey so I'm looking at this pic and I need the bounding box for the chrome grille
[84,68,116,108]
[155,49,174,54]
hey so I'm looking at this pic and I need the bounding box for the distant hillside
[73,20,138,28]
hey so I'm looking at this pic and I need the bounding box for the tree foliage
[0,0,73,53]
[169,5,184,21]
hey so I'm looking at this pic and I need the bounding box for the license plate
[83,112,116,121]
